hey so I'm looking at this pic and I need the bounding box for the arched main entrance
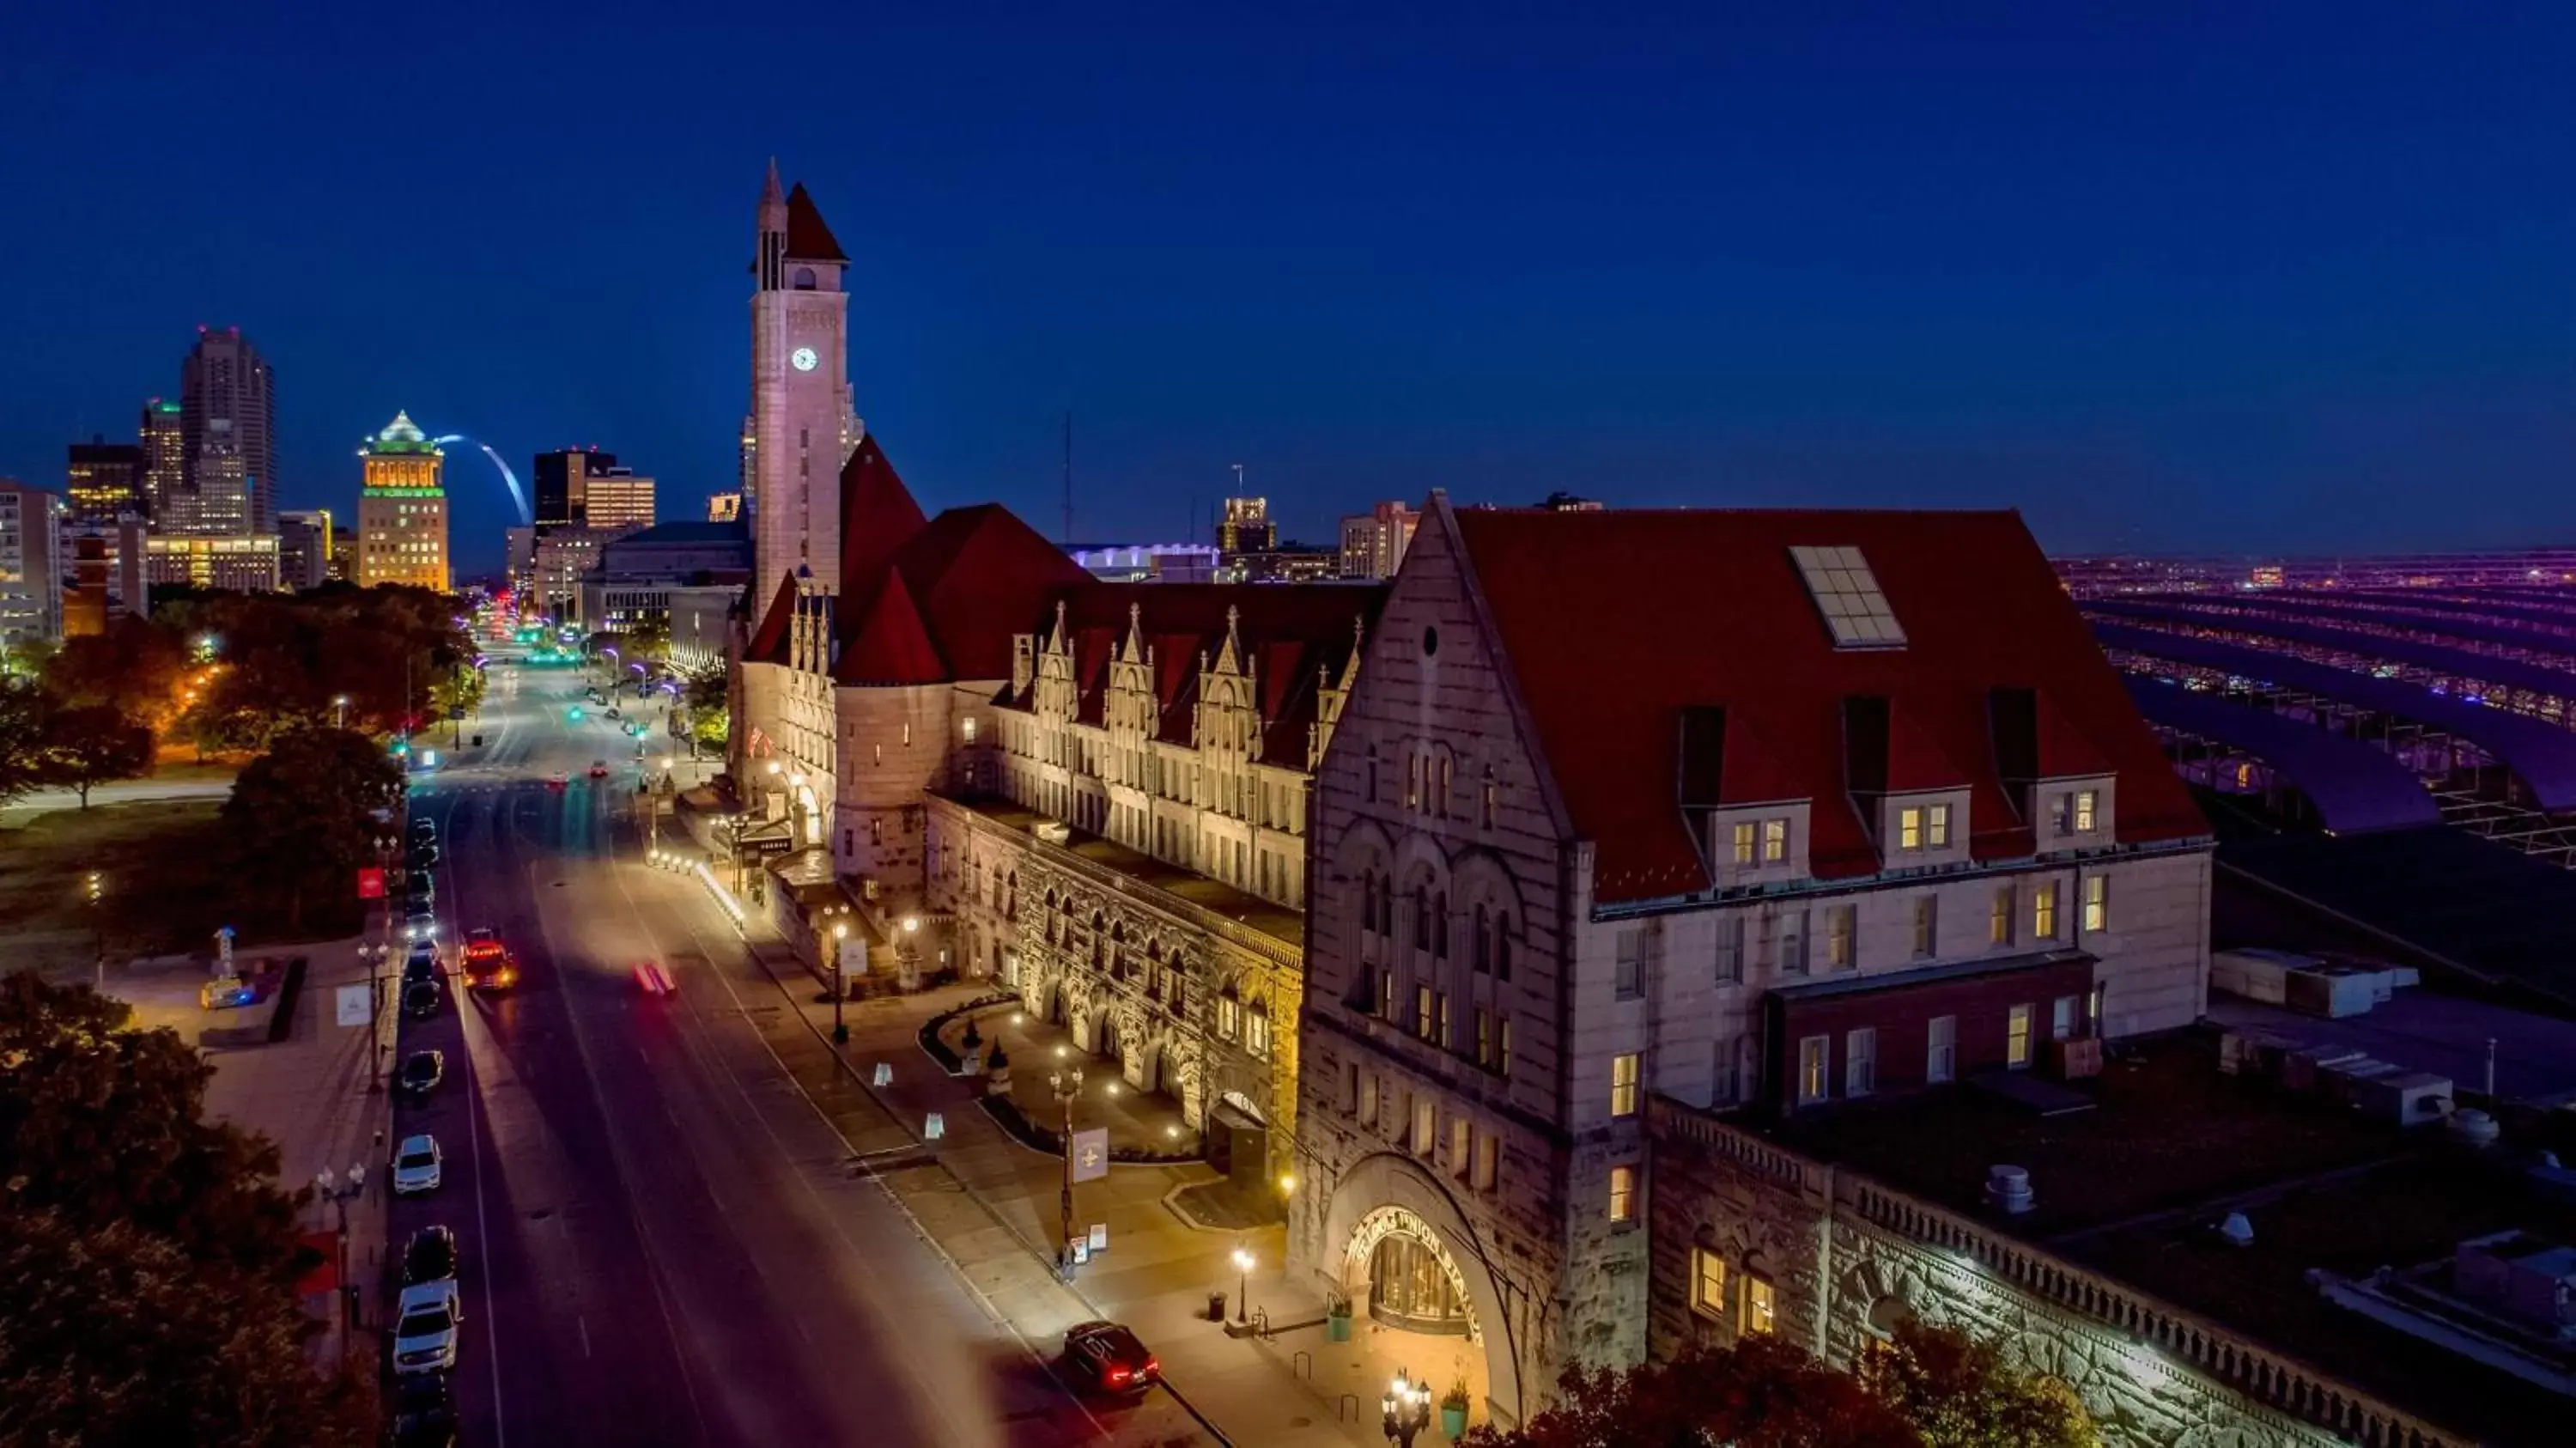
[1316,1155,1522,1428]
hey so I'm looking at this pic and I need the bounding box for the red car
[587,760,610,778]
[546,771,568,790]
[1064,1320,1158,1394]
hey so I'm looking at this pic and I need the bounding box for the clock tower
[745,160,863,599]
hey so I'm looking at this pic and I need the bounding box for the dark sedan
[1064,1320,1159,1394]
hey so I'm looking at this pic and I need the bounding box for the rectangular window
[1731,820,1755,865]
[1928,802,1951,848]
[1990,886,2015,946]
[1614,930,1643,999]
[1500,1017,1514,1079]
[1607,1165,1637,1223]
[2008,1004,2034,1069]
[1435,992,1450,1049]
[1450,1117,1471,1177]
[2082,874,2109,933]
[2050,794,2071,837]
[1714,916,1745,983]
[1611,1053,1641,1117]
[1343,1061,1360,1115]
[1788,545,1908,648]
[1779,909,1808,976]
[2075,789,2099,832]
[2052,995,2077,1041]
[1898,806,1922,850]
[1692,1249,1729,1318]
[1845,1028,1876,1097]
[1797,1036,1830,1104]
[2033,883,2058,940]
[1911,894,1937,959]
[1826,905,1855,970]
[1927,1015,1956,1084]
[1415,984,1434,1041]
[1744,1275,1777,1335]
[1361,1073,1380,1125]
[1246,1009,1271,1059]
[1473,1132,1498,1191]
[1761,818,1789,864]
[1475,1009,1492,1068]
[1412,1098,1435,1156]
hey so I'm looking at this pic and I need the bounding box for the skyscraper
[1219,496,1278,553]
[277,509,335,590]
[582,468,656,533]
[744,161,862,598]
[0,481,67,648]
[139,399,183,519]
[1339,500,1420,580]
[355,412,448,591]
[533,447,617,528]
[65,438,147,524]
[175,326,276,536]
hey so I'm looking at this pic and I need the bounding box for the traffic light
[568,706,585,721]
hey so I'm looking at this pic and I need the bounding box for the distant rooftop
[604,520,749,548]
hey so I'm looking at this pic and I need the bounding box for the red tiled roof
[2035,691,2115,779]
[784,182,847,263]
[837,434,928,589]
[1886,709,1969,793]
[831,569,945,685]
[1720,719,1801,806]
[1449,506,2208,903]
[745,572,799,666]
[886,504,1094,680]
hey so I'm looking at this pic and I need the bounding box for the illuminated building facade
[0,481,67,647]
[140,399,184,520]
[1339,500,1420,580]
[143,532,279,592]
[174,326,276,536]
[65,439,147,524]
[277,508,334,591]
[355,411,449,591]
[1218,496,1277,553]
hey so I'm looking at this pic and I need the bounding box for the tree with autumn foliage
[1866,1318,2101,1448]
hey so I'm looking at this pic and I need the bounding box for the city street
[386,656,1199,1448]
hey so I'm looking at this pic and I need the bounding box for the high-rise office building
[143,533,280,592]
[1338,500,1420,580]
[583,469,656,533]
[0,481,69,648]
[707,491,744,523]
[1219,496,1278,553]
[355,412,449,591]
[533,447,617,528]
[139,399,184,519]
[175,326,277,536]
[65,438,147,524]
[61,520,149,636]
[277,508,335,591]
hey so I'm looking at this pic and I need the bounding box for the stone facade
[1647,1099,2463,1448]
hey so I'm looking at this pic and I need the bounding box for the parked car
[1064,1320,1159,1394]
[388,1372,458,1448]
[405,940,441,975]
[404,902,439,940]
[406,873,434,905]
[401,1226,459,1286]
[408,840,441,869]
[409,818,438,843]
[403,980,442,1019]
[391,1135,443,1196]
[391,1281,462,1374]
[588,759,610,778]
[547,771,568,791]
[398,1049,445,1098]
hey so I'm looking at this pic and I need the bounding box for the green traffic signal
[568,707,585,721]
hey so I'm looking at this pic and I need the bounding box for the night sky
[6,3,2575,573]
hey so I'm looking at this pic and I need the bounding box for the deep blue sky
[7,3,2576,573]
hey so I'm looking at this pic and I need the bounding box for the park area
[0,800,251,972]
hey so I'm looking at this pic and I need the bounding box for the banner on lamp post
[355,867,386,900]
[1070,1128,1110,1183]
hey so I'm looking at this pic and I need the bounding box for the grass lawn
[0,799,341,960]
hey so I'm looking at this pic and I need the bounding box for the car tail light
[1105,1366,1129,1385]
[1143,1356,1159,1377]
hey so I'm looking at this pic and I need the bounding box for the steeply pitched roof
[784,182,847,263]
[830,570,945,685]
[1449,506,2208,903]
[836,435,928,589]
[745,572,799,666]
[885,504,1094,680]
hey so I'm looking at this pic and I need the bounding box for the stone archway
[793,784,821,848]
[1316,1152,1526,1427]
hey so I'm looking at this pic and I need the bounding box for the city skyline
[10,7,2576,573]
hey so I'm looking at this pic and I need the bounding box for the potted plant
[984,1043,1011,1098]
[1440,1378,1469,1439]
[959,1016,985,1073]
[1324,1287,1354,1343]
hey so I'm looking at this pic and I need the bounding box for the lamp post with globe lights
[1049,1067,1084,1276]
[314,1162,368,1353]
[1232,1244,1256,1324]
[830,922,850,1043]
[1382,1369,1432,1448]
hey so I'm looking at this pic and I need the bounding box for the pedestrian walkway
[670,858,1388,1448]
[931,1003,1203,1158]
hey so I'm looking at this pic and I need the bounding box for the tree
[41,615,189,724]
[0,973,307,1281]
[1464,1336,1919,1448]
[1863,1320,2100,1448]
[0,680,44,806]
[221,727,403,934]
[33,703,156,808]
[683,659,729,754]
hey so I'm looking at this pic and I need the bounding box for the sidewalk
[671,861,1385,1448]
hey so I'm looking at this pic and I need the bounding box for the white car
[392,1281,462,1375]
[391,1134,443,1196]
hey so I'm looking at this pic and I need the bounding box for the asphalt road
[381,655,1179,1448]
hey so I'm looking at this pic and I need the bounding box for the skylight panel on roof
[1789,545,1908,649]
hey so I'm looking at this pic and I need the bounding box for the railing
[1656,1098,2469,1448]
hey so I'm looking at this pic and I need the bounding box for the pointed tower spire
[756,159,788,289]
[762,156,784,205]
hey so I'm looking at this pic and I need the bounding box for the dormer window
[2074,789,2099,833]
[1789,545,1906,649]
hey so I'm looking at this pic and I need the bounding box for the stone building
[1288,496,2216,1428]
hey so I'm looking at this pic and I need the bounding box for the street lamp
[332,694,350,729]
[1050,1067,1084,1276]
[1232,1245,1255,1323]
[830,922,850,1044]
[84,870,106,992]
[314,1162,368,1355]
[1382,1370,1432,1448]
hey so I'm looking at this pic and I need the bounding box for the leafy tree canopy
[1866,1319,2101,1448]
[221,726,404,934]
[32,702,156,807]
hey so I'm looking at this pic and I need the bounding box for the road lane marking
[434,790,512,1448]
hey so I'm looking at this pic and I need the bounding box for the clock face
[791,346,818,373]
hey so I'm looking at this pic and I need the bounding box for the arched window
[1473,904,1491,973]
[793,265,817,289]
[1379,873,1394,936]
[1414,885,1431,952]
[1496,916,1515,982]
[1245,999,1273,1059]
[1362,873,1380,938]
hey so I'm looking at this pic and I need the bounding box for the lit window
[2033,883,2058,940]
[1449,1117,1470,1177]
[1692,1249,1728,1318]
[1927,1015,1956,1083]
[1473,1132,1498,1190]
[1412,1098,1436,1156]
[2075,790,2099,832]
[1607,1165,1636,1223]
[1475,1008,1492,1068]
[1797,1036,1830,1104]
[1990,886,2015,946]
[1731,820,1755,865]
[1899,806,1922,850]
[1611,1053,1640,1117]
[1415,984,1434,1041]
[1744,1275,1777,1335]
[1789,545,1907,648]
[2051,995,2076,1041]
[1246,1004,1271,1059]
[2082,874,2108,933]
[1826,906,1855,970]
[1928,803,1950,848]
[1845,1028,1876,1097]
[1761,818,1788,863]
[2007,1004,2033,1068]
